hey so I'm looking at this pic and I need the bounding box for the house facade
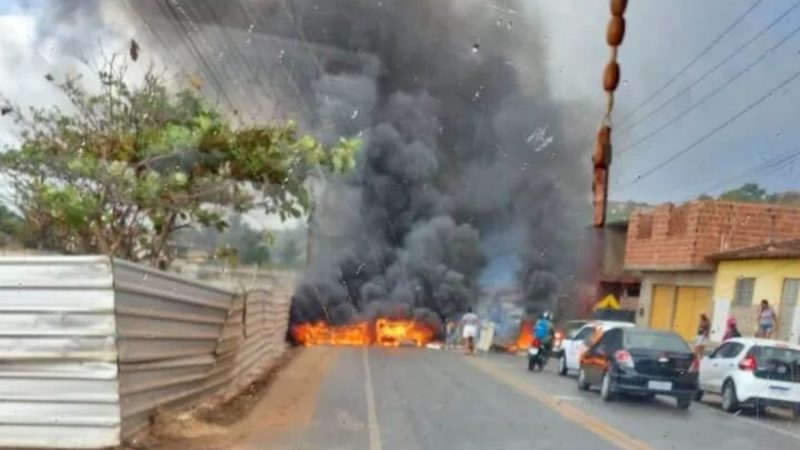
[624,201,800,341]
[709,239,800,343]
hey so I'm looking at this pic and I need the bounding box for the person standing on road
[460,308,479,355]
[694,313,710,360]
[723,316,741,341]
[756,299,778,338]
[445,319,456,349]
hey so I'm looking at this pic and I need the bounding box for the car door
[713,342,745,391]
[700,342,744,393]
[567,325,597,371]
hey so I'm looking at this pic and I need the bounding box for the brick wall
[625,201,800,271]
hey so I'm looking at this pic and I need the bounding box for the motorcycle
[527,337,549,371]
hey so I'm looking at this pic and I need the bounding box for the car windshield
[625,331,691,353]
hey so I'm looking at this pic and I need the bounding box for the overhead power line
[616,0,763,125]
[680,144,800,201]
[616,0,800,137]
[618,66,800,190]
[617,21,800,157]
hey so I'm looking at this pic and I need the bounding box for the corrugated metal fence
[0,257,293,448]
[0,257,120,449]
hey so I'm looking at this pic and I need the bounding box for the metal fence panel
[112,259,236,439]
[0,256,120,449]
[0,257,293,447]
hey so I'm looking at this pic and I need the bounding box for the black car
[577,327,698,409]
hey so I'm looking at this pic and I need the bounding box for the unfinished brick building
[624,200,800,340]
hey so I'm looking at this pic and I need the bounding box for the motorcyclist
[533,311,554,354]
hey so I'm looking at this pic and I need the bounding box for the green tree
[218,215,271,266]
[0,61,359,267]
[718,183,767,203]
[0,205,23,243]
[276,232,303,267]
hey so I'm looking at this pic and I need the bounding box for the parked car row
[543,320,800,417]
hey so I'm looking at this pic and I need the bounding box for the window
[603,328,624,353]
[574,326,596,344]
[624,330,691,353]
[666,206,687,236]
[710,343,733,359]
[733,277,756,306]
[636,214,653,239]
[718,343,744,359]
[781,279,800,306]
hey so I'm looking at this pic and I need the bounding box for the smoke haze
[3,0,598,324]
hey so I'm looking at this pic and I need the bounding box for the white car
[698,337,800,418]
[557,320,634,376]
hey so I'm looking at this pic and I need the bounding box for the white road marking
[363,348,383,450]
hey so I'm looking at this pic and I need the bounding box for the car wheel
[677,396,692,410]
[577,367,590,391]
[721,380,739,413]
[600,371,615,401]
[558,355,568,376]
[694,390,704,402]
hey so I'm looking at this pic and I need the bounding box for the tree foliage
[719,183,768,203]
[718,183,800,205]
[0,205,23,244]
[0,61,359,267]
[217,214,272,266]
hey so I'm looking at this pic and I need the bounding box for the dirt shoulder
[126,347,337,450]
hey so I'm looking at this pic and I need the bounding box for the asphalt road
[239,348,800,450]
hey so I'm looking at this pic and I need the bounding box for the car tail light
[615,350,634,368]
[739,356,757,371]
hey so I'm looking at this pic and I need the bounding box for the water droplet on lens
[472,43,480,53]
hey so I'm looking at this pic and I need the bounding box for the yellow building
[710,239,800,343]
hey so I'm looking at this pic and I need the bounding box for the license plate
[648,381,672,391]
[528,347,539,355]
[769,385,790,395]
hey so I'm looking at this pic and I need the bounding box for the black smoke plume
[63,0,595,323]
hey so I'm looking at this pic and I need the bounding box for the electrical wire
[616,0,800,138]
[618,66,800,190]
[616,0,764,125]
[677,147,800,203]
[617,22,800,157]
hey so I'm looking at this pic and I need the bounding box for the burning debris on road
[291,318,438,348]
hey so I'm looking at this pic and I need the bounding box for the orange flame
[291,321,371,346]
[512,319,535,351]
[291,318,437,347]
[375,318,435,347]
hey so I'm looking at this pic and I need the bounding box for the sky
[1,0,799,212]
